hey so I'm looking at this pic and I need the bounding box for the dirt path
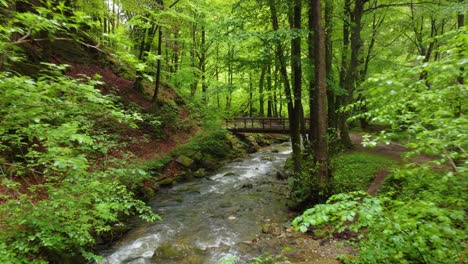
[349,133,434,196]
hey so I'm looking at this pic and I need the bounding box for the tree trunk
[267,65,273,117]
[341,0,365,148]
[291,0,304,162]
[325,0,336,130]
[456,4,464,116]
[268,0,301,173]
[190,23,198,96]
[311,0,329,187]
[249,73,253,116]
[201,26,207,103]
[152,27,163,103]
[259,66,267,116]
[308,0,317,145]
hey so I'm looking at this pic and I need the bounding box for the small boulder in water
[275,170,288,180]
[261,156,274,161]
[193,168,206,178]
[241,183,253,189]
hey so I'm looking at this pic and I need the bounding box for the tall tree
[267,0,302,173]
[311,0,329,187]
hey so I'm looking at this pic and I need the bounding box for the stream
[100,142,293,264]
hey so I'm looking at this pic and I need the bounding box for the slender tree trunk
[337,0,350,145]
[291,0,304,161]
[259,66,267,116]
[201,26,207,103]
[249,73,253,116]
[152,27,163,103]
[268,0,301,173]
[226,45,234,111]
[134,24,157,92]
[267,65,273,117]
[325,0,336,130]
[308,0,317,145]
[273,62,280,117]
[173,28,180,73]
[311,0,329,187]
[341,0,365,148]
[456,5,464,116]
[190,23,198,96]
[216,45,221,110]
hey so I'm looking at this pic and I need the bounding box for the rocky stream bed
[98,142,351,264]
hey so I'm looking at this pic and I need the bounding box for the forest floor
[67,63,200,162]
[349,133,433,195]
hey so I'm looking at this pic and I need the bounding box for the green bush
[293,28,467,264]
[0,66,159,263]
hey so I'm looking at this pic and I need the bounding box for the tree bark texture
[311,0,329,187]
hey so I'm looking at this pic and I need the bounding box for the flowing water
[100,142,293,264]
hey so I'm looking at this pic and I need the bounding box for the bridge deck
[225,117,309,134]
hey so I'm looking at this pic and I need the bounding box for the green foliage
[294,28,467,264]
[357,27,467,170]
[292,186,466,263]
[332,152,396,193]
[250,247,292,264]
[0,66,159,262]
[172,129,231,159]
[219,255,241,264]
[0,3,94,66]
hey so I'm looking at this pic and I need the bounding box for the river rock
[224,172,238,177]
[275,170,288,180]
[126,258,148,264]
[246,135,260,153]
[199,155,219,171]
[261,156,274,161]
[176,155,194,168]
[193,168,206,178]
[261,223,282,236]
[157,177,176,186]
[241,183,253,189]
[192,151,203,161]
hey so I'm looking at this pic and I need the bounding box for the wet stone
[241,183,253,189]
[223,172,238,177]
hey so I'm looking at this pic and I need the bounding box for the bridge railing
[225,117,287,131]
[225,117,310,133]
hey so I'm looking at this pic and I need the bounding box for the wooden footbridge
[225,117,310,134]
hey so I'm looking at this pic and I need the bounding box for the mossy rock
[157,177,176,186]
[193,168,207,178]
[152,243,204,264]
[198,154,221,171]
[176,155,194,168]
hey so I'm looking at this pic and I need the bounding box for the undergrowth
[332,152,396,193]
[0,66,160,263]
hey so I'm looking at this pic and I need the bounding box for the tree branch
[169,0,181,8]
[364,1,443,13]
[13,37,107,53]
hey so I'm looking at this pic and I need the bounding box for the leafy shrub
[293,28,467,264]
[172,129,231,159]
[0,66,159,262]
[292,187,465,263]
